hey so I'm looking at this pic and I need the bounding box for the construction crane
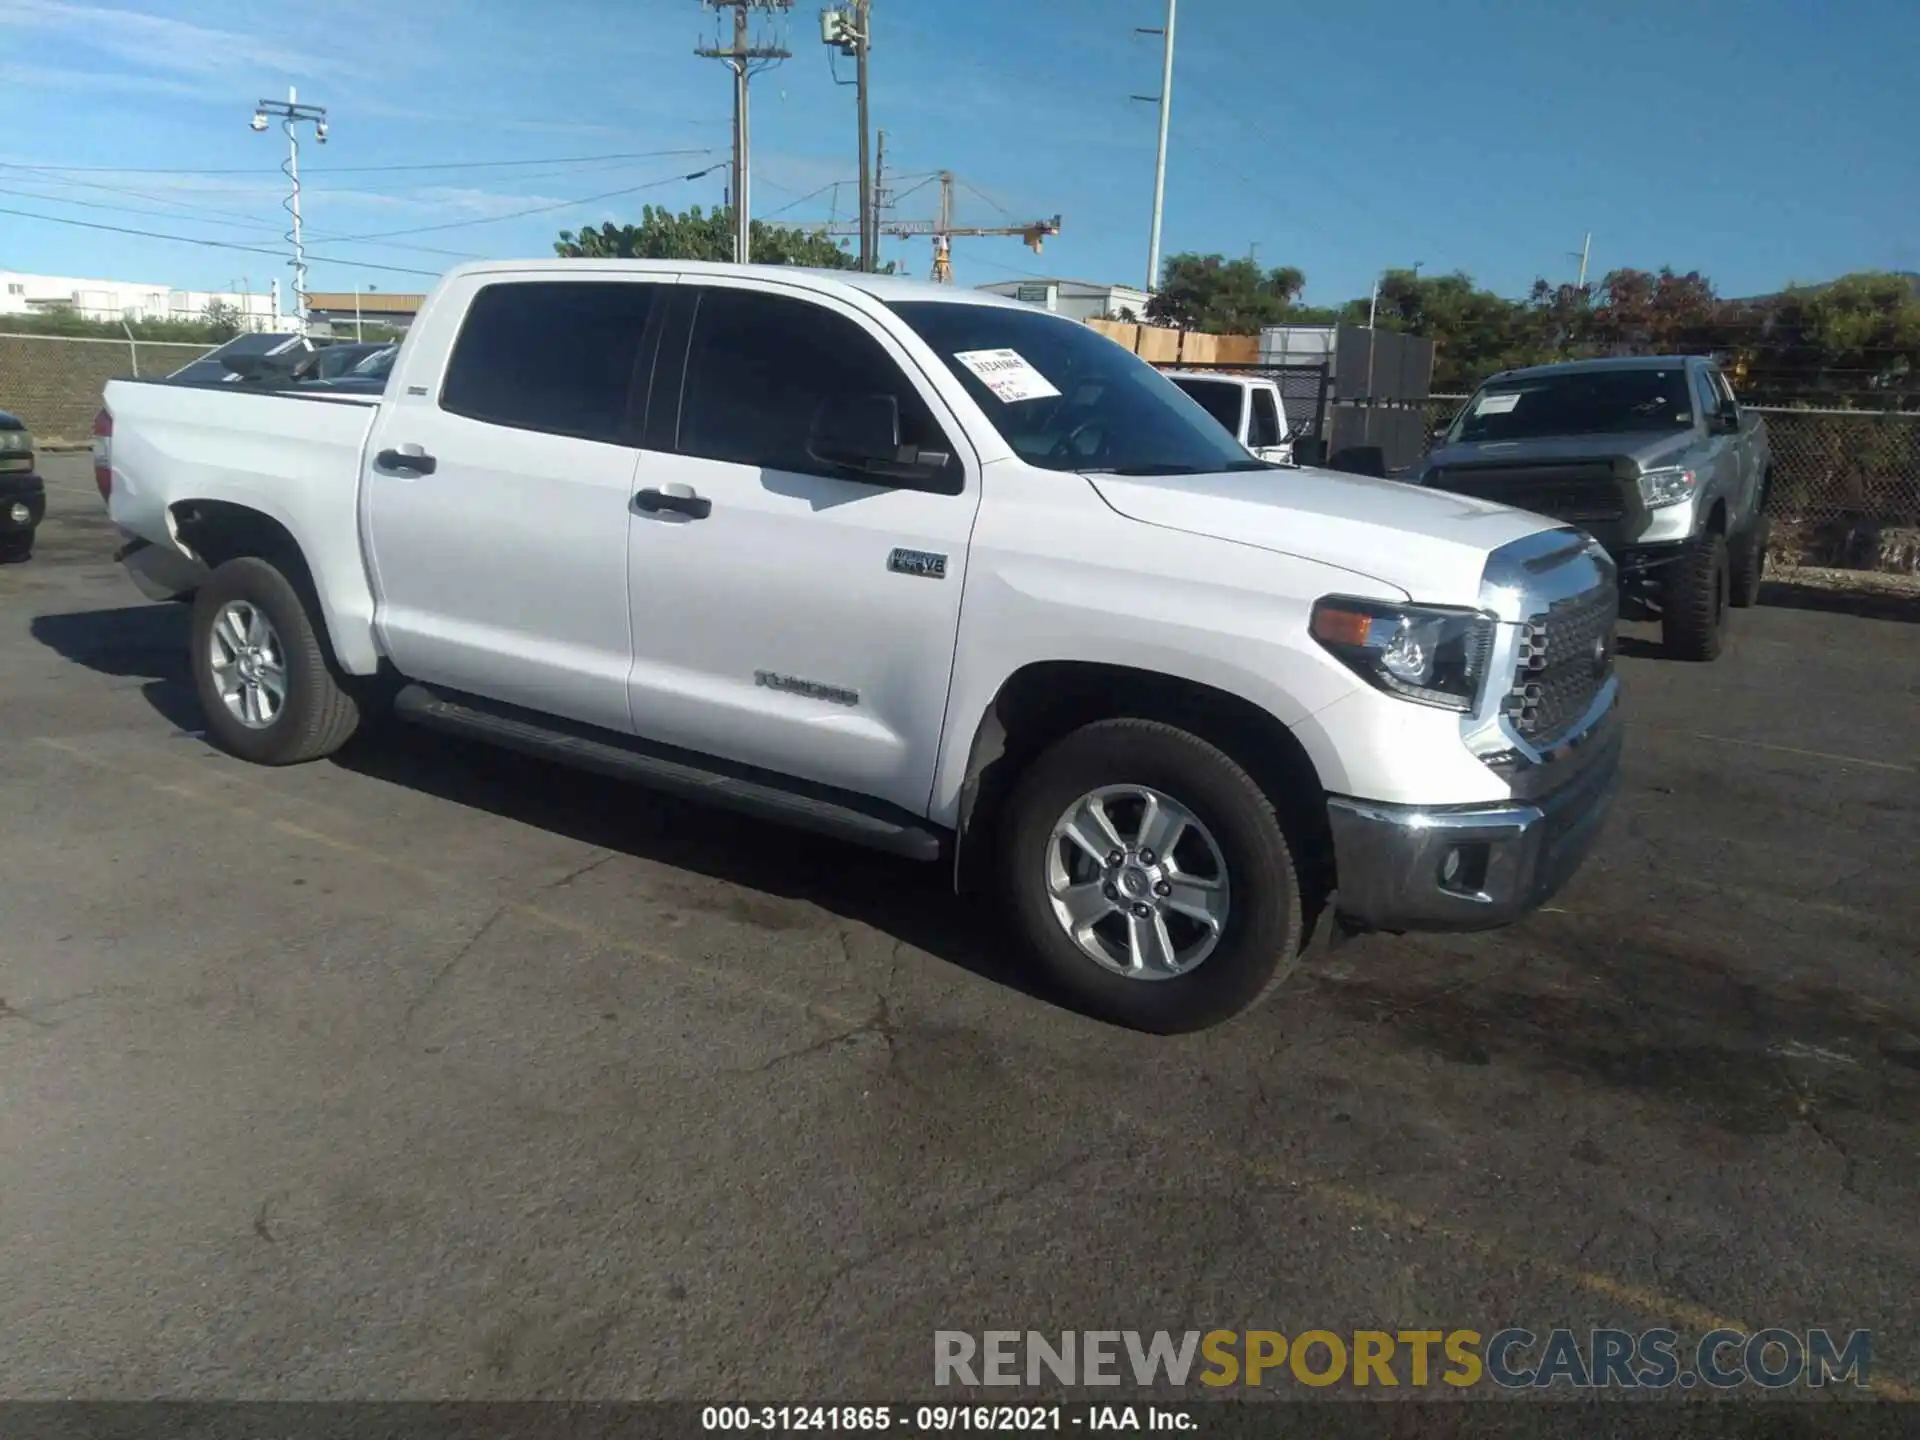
[814,171,1060,283]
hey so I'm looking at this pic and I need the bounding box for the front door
[363,275,669,733]
[621,280,982,815]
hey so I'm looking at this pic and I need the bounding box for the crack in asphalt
[796,1146,1121,1328]
[398,850,619,1038]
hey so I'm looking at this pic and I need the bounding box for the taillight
[92,407,112,503]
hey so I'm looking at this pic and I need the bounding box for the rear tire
[191,556,362,765]
[1729,515,1769,609]
[1663,530,1729,661]
[999,718,1304,1034]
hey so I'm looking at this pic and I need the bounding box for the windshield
[1449,368,1695,443]
[888,301,1263,475]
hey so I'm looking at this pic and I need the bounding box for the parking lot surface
[3,455,1917,1399]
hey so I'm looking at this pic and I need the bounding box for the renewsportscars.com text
[933,1328,1872,1391]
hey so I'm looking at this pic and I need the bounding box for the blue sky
[0,0,1914,307]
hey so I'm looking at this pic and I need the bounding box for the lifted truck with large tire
[1413,356,1772,660]
[96,260,1621,1034]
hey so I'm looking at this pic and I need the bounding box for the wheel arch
[951,660,1334,919]
[170,500,361,678]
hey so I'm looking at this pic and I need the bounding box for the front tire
[0,530,31,563]
[1663,530,1729,661]
[1729,515,1770,609]
[190,556,362,765]
[999,719,1304,1034]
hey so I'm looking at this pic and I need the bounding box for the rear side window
[1249,388,1282,448]
[1169,378,1244,436]
[440,281,657,444]
[1693,366,1724,421]
[675,286,949,481]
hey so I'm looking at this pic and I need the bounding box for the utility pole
[698,0,793,264]
[1132,0,1177,294]
[822,4,873,270]
[1576,232,1592,288]
[251,88,327,333]
[872,128,888,272]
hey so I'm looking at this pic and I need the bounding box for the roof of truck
[1486,354,1708,382]
[440,259,1035,310]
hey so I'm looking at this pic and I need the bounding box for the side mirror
[1716,409,1741,434]
[809,393,950,482]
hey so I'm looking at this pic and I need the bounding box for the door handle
[634,486,712,519]
[376,448,437,475]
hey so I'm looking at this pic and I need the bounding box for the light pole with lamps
[251,88,328,334]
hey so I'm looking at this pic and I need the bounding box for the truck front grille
[1505,584,1617,747]
[1428,463,1628,526]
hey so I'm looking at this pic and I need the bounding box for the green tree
[1146,254,1306,332]
[202,299,244,341]
[555,204,859,269]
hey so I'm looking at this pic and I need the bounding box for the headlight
[1637,465,1698,509]
[1311,597,1495,712]
[0,431,31,453]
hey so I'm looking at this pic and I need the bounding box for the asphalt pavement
[3,454,1916,1401]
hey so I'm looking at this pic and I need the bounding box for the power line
[758,179,845,219]
[318,161,725,242]
[0,204,444,278]
[0,147,725,178]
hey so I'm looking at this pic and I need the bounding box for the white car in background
[1164,370,1294,464]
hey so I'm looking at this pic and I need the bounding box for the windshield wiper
[1080,463,1207,476]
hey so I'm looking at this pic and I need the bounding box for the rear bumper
[1326,718,1622,933]
[115,534,211,601]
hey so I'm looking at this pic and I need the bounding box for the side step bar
[391,683,946,863]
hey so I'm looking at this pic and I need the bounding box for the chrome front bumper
[1326,702,1622,933]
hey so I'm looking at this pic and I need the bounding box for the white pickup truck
[98,260,1621,1033]
[1163,370,1294,465]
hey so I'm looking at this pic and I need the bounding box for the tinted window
[1693,367,1724,420]
[441,281,656,444]
[1170,378,1244,435]
[676,287,950,481]
[1711,368,1739,411]
[889,301,1262,476]
[1448,368,1695,443]
[1249,388,1282,448]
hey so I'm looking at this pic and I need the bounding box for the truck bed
[101,378,385,673]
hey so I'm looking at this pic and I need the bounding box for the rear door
[362,274,670,733]
[620,278,983,815]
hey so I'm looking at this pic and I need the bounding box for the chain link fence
[0,333,215,444]
[1423,394,1920,570]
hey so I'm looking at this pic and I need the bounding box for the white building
[0,270,287,330]
[975,278,1152,324]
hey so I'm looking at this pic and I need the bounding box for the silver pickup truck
[1412,355,1771,660]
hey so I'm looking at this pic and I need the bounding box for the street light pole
[252,87,328,334]
[1135,0,1177,294]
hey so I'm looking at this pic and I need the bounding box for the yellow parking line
[32,731,1918,1400]
[1694,733,1915,775]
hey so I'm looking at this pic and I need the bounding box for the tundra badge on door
[888,548,947,579]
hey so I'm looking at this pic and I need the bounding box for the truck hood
[1422,431,1696,474]
[1086,465,1559,606]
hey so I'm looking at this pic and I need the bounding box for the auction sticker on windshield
[954,348,1062,403]
[1473,391,1524,415]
